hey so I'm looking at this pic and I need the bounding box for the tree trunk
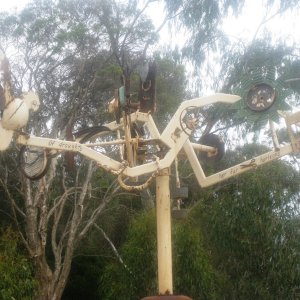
[34,254,54,300]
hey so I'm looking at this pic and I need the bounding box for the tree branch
[77,179,121,241]
[0,178,26,218]
[121,0,154,50]
[94,224,129,270]
[252,7,285,41]
[53,161,95,293]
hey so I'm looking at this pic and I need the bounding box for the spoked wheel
[73,125,111,143]
[179,106,205,138]
[19,146,51,180]
[74,126,123,161]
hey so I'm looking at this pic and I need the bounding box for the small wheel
[179,106,203,137]
[197,133,225,164]
[246,83,276,111]
[19,146,51,180]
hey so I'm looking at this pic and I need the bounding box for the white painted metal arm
[184,139,293,187]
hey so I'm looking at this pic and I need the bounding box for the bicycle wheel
[74,125,124,161]
[19,146,51,180]
[73,125,111,143]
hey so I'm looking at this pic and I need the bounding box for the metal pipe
[190,142,216,153]
[156,168,173,295]
[82,137,161,147]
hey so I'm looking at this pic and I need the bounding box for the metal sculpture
[1,55,300,299]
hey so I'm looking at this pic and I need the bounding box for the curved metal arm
[117,171,158,191]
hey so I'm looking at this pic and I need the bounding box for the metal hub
[246,83,276,111]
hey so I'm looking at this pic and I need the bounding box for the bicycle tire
[73,125,111,143]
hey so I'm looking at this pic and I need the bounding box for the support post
[156,168,173,295]
[141,168,192,299]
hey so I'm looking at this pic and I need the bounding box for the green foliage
[189,143,300,299]
[173,222,223,299]
[0,227,36,300]
[0,0,161,132]
[99,211,224,299]
[99,211,157,299]
[63,256,105,300]
[280,60,300,97]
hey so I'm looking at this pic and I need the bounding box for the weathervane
[1,54,300,299]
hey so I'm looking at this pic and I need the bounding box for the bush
[0,227,36,300]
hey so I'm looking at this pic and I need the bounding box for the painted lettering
[259,151,280,164]
[230,166,239,175]
[48,140,56,146]
[57,141,82,152]
[219,172,227,179]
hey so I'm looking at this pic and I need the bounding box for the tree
[162,0,300,68]
[152,52,187,129]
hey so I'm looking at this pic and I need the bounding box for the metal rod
[190,142,216,153]
[124,113,134,167]
[117,129,124,160]
[83,137,161,147]
[156,168,173,295]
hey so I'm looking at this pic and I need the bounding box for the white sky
[222,0,300,45]
[0,0,27,12]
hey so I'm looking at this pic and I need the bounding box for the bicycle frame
[15,92,300,187]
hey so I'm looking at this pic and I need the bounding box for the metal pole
[141,168,192,299]
[156,168,173,295]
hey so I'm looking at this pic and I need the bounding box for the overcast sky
[0,0,27,12]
